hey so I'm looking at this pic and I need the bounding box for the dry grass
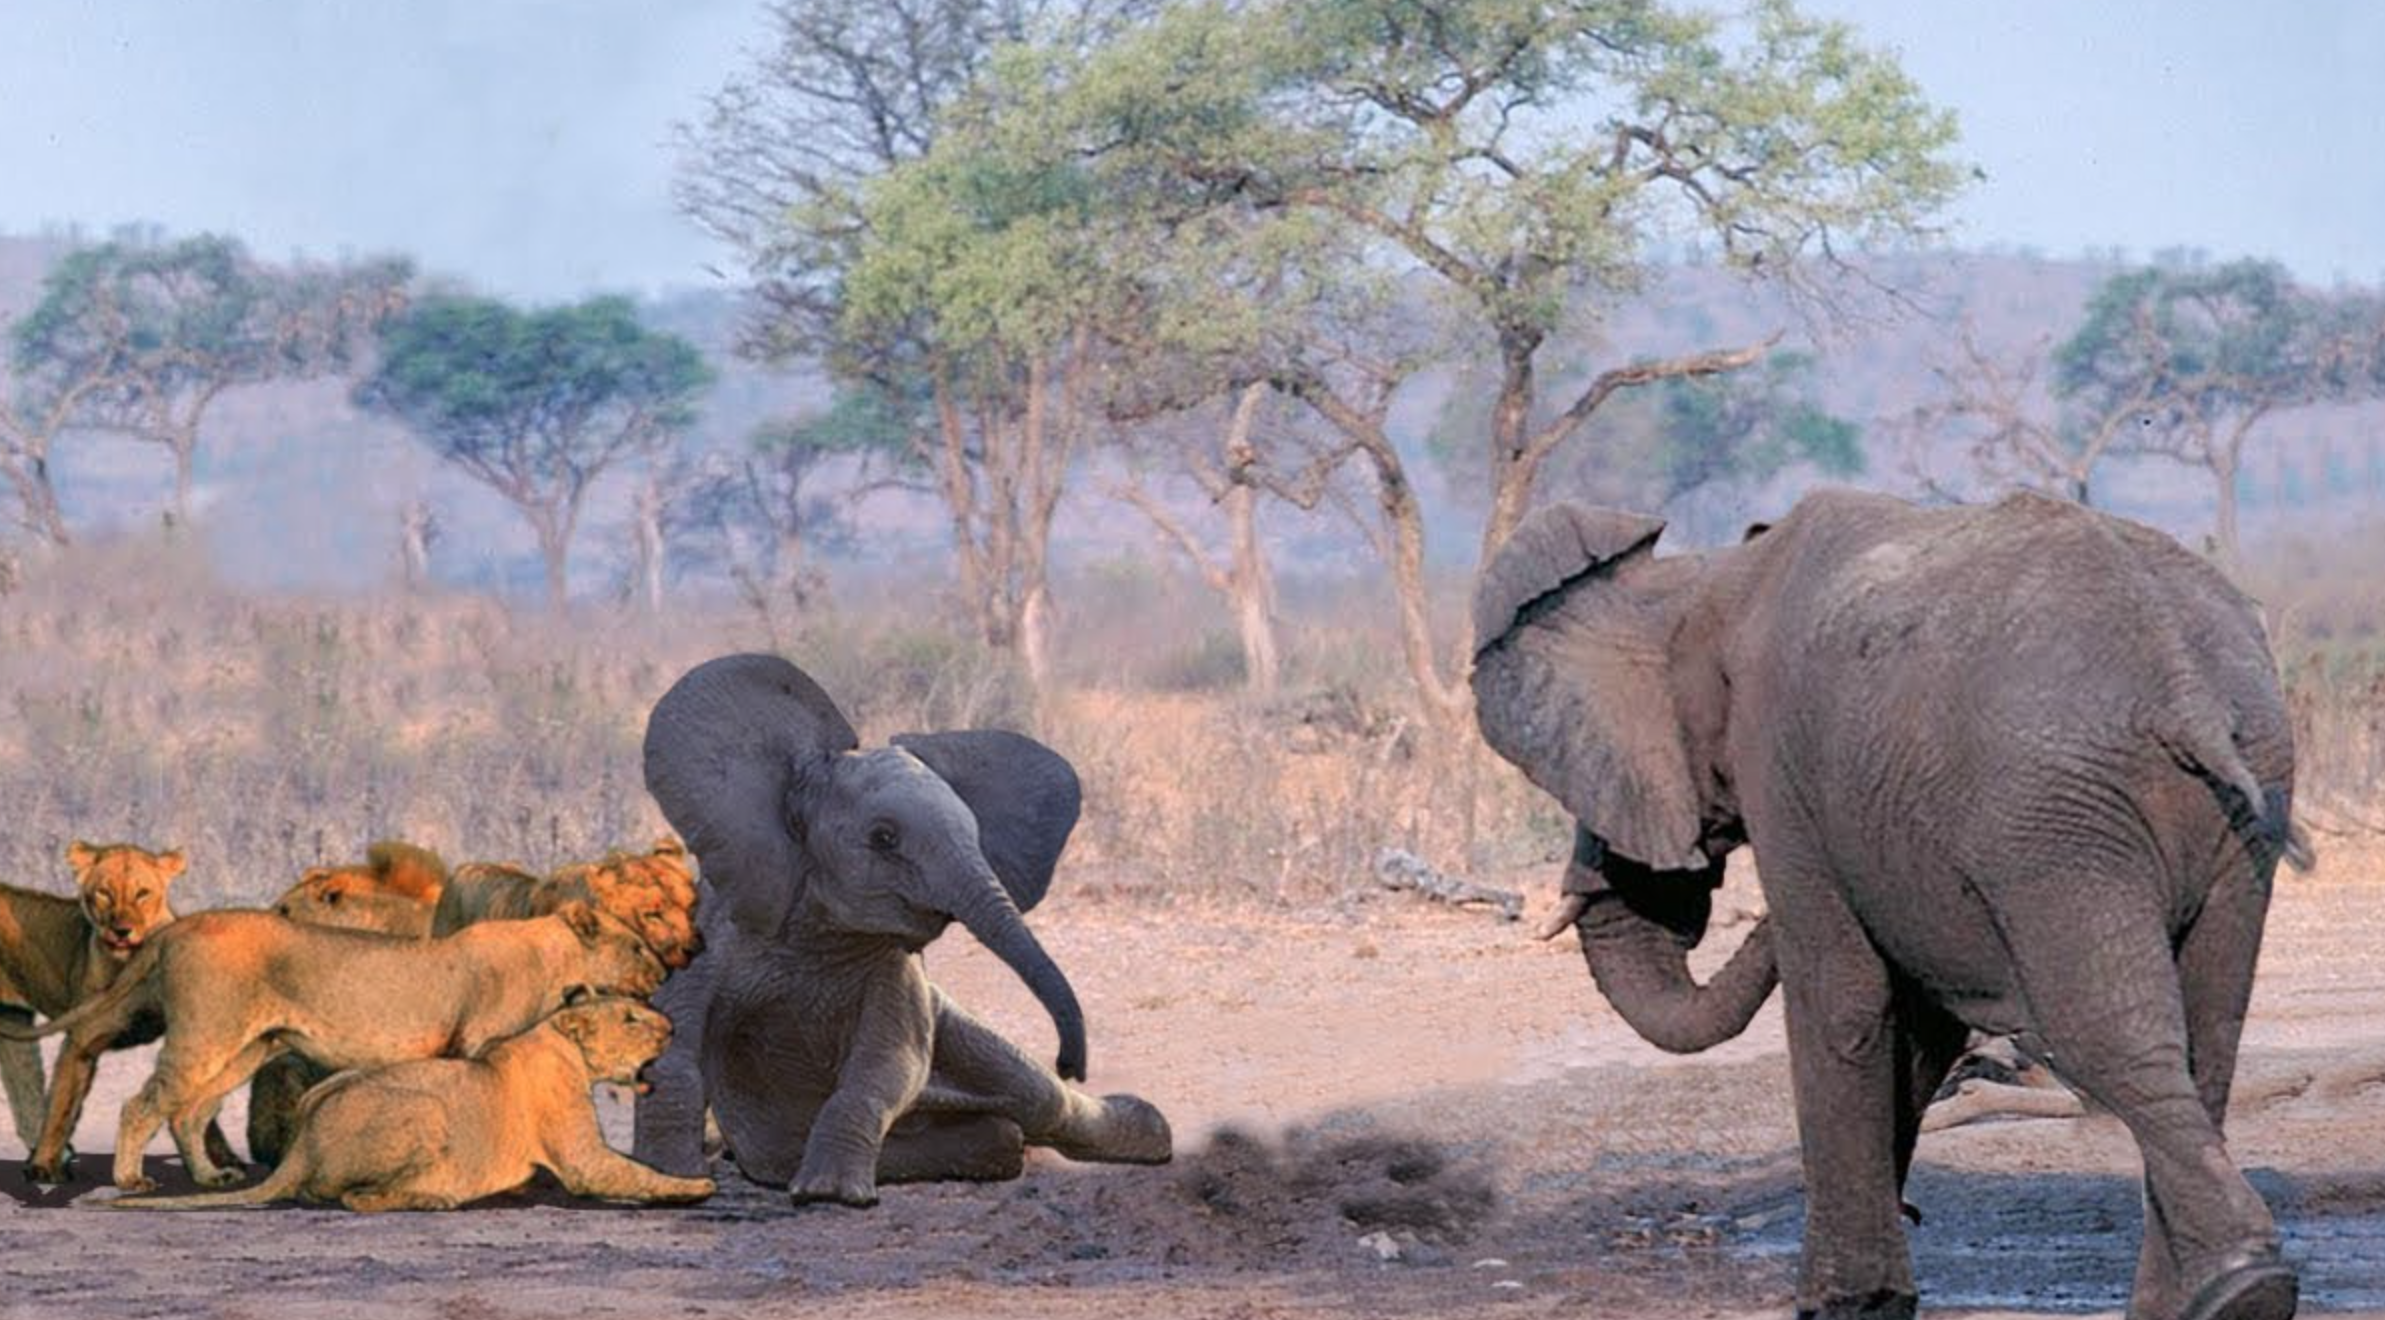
[0,528,2376,911]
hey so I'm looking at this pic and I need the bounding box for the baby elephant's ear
[892,729,1081,914]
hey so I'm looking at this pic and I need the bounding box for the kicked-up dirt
[2,845,2382,1319]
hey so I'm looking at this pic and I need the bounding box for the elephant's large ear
[643,653,860,935]
[1471,504,1706,872]
[892,729,1080,913]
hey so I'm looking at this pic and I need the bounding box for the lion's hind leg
[167,1038,278,1187]
[0,1005,47,1150]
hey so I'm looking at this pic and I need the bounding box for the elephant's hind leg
[1995,877,2288,1320]
[928,999,1173,1165]
[877,1112,1025,1184]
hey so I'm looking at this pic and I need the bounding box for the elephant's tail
[2156,718,2314,874]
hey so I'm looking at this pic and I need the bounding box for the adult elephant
[632,654,1170,1207]
[1473,489,2307,1320]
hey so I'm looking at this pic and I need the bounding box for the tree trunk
[1479,340,1541,594]
[2,452,72,547]
[1225,480,1280,698]
[170,439,195,526]
[632,476,666,616]
[2210,451,2241,569]
[398,499,435,592]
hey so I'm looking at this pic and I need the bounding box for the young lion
[0,842,236,1181]
[3,901,664,1191]
[114,996,715,1212]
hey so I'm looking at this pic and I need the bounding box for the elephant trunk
[1565,835,1777,1055]
[949,877,1088,1082]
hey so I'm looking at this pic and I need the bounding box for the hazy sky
[4,1,2382,302]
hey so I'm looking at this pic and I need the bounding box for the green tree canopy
[355,294,712,610]
[8,233,410,526]
[2053,258,2358,562]
[976,0,1963,726]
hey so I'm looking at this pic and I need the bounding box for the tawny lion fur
[114,997,714,1212]
[2,902,664,1192]
[0,842,236,1182]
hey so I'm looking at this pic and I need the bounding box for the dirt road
[3,848,2381,1318]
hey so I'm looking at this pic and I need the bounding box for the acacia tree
[1893,319,2170,506]
[10,235,409,522]
[670,385,916,627]
[1,272,133,545]
[1530,349,1864,535]
[681,0,1153,676]
[1029,0,1963,731]
[2054,260,2359,564]
[355,294,712,611]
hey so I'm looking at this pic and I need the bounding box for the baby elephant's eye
[866,822,900,853]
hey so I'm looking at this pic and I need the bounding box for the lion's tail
[0,940,162,1042]
[102,1159,306,1211]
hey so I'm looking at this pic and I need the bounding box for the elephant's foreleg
[1761,852,1917,1319]
[787,981,932,1208]
[1890,985,1969,1212]
[928,996,1172,1165]
[634,946,718,1178]
[1994,874,2288,1320]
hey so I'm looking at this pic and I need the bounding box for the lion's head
[554,836,701,969]
[69,840,185,961]
[274,840,445,936]
[549,994,675,1089]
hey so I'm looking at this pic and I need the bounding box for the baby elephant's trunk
[950,880,1088,1081]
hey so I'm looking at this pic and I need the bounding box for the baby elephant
[112,996,714,1211]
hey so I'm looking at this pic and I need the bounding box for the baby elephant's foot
[1047,1094,1173,1165]
[790,1167,879,1209]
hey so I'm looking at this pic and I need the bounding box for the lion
[0,842,238,1182]
[113,995,715,1211]
[244,836,698,1171]
[269,840,446,938]
[435,836,700,970]
[249,840,454,1169]
[2,901,665,1191]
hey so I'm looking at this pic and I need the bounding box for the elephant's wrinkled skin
[1473,489,2306,1320]
[632,654,1171,1207]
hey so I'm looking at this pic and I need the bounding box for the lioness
[115,995,714,1212]
[270,840,445,938]
[247,837,699,1171]
[250,840,453,1168]
[0,842,236,1181]
[3,901,664,1191]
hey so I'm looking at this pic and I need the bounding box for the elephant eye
[866,822,901,853]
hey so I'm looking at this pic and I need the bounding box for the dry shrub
[2249,531,2385,813]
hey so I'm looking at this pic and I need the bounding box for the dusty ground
[3,845,2382,1319]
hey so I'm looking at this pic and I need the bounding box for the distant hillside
[3,234,2376,600]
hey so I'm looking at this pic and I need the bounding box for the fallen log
[1373,848,1524,922]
